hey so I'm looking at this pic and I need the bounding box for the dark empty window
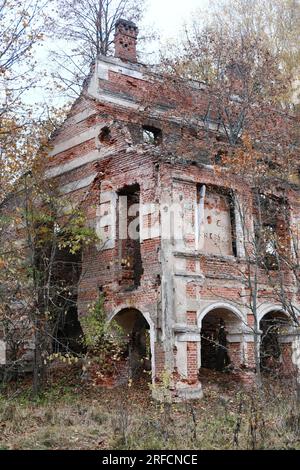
[99,126,112,144]
[117,184,143,290]
[253,193,288,271]
[142,126,162,145]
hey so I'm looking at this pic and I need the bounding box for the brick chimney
[114,19,138,63]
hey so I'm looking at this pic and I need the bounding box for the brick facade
[41,21,300,399]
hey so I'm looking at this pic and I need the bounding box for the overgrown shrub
[81,297,127,378]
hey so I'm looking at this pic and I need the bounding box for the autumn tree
[0,149,98,392]
[0,0,54,201]
[193,0,300,104]
[158,27,295,162]
[0,1,93,389]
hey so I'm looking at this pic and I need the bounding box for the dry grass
[1,367,300,450]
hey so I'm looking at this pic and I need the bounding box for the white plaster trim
[197,301,245,328]
[292,337,300,370]
[174,340,188,378]
[87,60,144,108]
[195,184,206,251]
[174,323,200,334]
[94,57,147,82]
[257,304,288,324]
[173,176,197,185]
[227,333,243,343]
[279,333,300,344]
[73,109,97,124]
[60,173,96,194]
[173,250,237,261]
[94,91,140,110]
[46,150,101,177]
[49,125,103,156]
[243,332,257,342]
[234,194,246,258]
[174,272,205,280]
[96,190,117,250]
[177,333,201,342]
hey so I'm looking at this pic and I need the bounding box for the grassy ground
[1,366,300,450]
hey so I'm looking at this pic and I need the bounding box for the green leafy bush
[81,297,127,375]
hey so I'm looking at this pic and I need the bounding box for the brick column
[187,342,198,383]
[186,311,197,326]
[246,341,256,369]
[227,342,242,368]
[186,311,200,382]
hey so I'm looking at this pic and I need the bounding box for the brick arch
[257,304,291,325]
[258,306,296,376]
[198,302,245,371]
[108,305,155,334]
[197,302,245,328]
[108,306,156,380]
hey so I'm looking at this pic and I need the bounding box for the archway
[259,310,292,375]
[200,307,243,371]
[112,308,152,381]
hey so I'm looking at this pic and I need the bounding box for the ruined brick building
[43,19,300,399]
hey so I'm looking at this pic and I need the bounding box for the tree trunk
[33,319,47,396]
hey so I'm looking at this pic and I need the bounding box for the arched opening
[112,308,152,381]
[259,310,291,374]
[200,307,243,372]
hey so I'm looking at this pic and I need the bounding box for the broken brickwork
[34,19,300,399]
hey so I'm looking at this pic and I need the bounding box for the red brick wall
[187,311,197,326]
[280,343,295,376]
[228,342,242,369]
[154,343,165,381]
[246,342,256,370]
[187,342,198,383]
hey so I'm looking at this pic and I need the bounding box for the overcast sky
[143,0,209,41]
